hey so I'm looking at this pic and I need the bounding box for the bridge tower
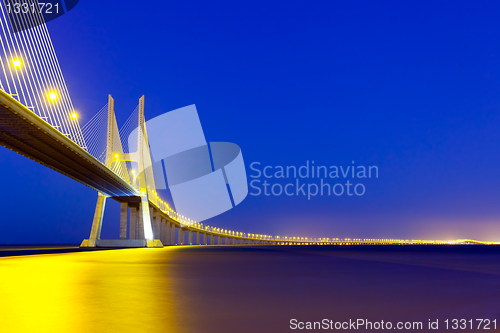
[81,95,162,248]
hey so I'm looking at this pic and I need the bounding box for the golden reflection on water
[0,248,181,333]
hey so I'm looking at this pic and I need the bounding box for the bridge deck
[0,90,139,197]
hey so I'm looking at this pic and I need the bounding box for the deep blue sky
[2,0,500,243]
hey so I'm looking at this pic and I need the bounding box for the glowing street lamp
[70,112,78,120]
[12,58,22,68]
[47,91,58,102]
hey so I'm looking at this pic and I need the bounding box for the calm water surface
[0,246,499,332]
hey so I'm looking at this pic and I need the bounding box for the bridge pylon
[80,95,162,248]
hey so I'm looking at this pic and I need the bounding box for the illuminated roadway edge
[0,89,499,245]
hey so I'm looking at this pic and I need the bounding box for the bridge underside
[0,90,138,197]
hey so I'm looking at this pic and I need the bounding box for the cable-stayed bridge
[0,4,495,247]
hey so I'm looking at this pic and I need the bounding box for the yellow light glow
[70,112,78,119]
[12,58,22,68]
[114,154,119,158]
[47,91,58,101]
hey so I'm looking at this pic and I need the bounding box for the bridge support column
[152,208,161,240]
[120,202,128,240]
[137,205,145,239]
[159,218,164,244]
[188,230,193,245]
[129,207,138,239]
[84,193,107,247]
[179,228,185,245]
[171,224,176,245]
[162,220,170,245]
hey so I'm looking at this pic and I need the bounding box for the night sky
[2,0,500,244]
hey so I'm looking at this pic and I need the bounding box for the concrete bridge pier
[170,224,176,245]
[179,227,186,245]
[129,206,138,239]
[188,230,193,245]
[86,194,106,247]
[151,208,161,240]
[120,202,128,240]
[162,220,170,245]
[137,205,145,239]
